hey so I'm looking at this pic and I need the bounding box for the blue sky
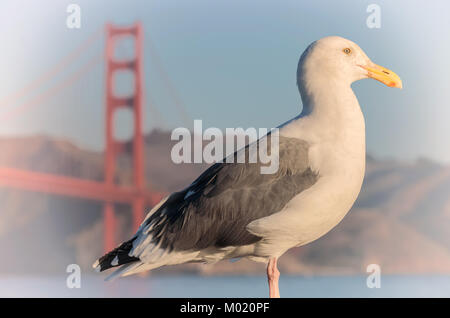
[0,0,449,162]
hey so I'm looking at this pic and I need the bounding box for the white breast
[284,116,365,247]
[248,90,366,257]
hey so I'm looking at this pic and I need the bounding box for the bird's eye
[343,48,352,55]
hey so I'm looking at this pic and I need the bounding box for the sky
[0,0,449,163]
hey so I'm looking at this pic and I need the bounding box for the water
[1,275,449,298]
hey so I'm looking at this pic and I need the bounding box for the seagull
[93,36,402,297]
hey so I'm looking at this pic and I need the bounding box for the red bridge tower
[104,23,146,252]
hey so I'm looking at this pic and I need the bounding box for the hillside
[0,131,449,275]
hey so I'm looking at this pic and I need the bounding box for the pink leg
[267,258,280,298]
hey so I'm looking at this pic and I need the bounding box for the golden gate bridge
[0,22,186,253]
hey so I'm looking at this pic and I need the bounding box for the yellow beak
[360,63,403,89]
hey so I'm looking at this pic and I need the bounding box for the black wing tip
[93,238,139,272]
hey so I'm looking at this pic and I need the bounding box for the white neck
[279,73,366,168]
[295,72,366,142]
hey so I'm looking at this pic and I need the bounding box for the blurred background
[0,0,450,297]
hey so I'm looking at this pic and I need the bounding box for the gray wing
[135,136,318,252]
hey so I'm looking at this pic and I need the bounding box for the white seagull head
[297,36,402,91]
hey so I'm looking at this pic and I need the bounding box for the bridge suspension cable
[0,54,102,122]
[0,27,103,110]
[147,32,192,128]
